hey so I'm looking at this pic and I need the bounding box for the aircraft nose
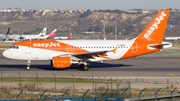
[2,50,8,58]
[2,50,12,59]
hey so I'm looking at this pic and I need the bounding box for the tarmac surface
[0,47,180,78]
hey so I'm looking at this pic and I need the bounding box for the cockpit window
[10,46,19,49]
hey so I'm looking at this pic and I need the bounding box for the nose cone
[2,50,18,60]
[2,50,8,58]
[2,50,13,59]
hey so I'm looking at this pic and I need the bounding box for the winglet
[111,48,117,54]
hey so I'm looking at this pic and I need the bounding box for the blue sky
[0,0,179,10]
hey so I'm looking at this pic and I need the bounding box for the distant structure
[54,7,57,12]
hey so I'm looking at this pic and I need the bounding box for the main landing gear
[27,60,31,70]
[80,64,89,71]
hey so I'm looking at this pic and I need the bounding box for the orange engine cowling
[52,57,71,68]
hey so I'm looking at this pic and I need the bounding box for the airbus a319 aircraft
[3,10,173,71]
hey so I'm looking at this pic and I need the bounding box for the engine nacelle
[52,57,71,68]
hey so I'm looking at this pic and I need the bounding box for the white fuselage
[0,34,6,40]
[165,37,180,41]
[21,35,49,40]
[8,34,49,40]
[54,37,68,40]
[3,40,134,61]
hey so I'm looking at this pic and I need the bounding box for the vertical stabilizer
[39,28,47,35]
[135,10,169,42]
[6,27,10,36]
[67,33,72,39]
[47,29,57,39]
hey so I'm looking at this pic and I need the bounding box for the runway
[0,47,180,78]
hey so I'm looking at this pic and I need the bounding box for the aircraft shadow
[0,62,132,71]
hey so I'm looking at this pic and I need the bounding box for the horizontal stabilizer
[147,42,173,49]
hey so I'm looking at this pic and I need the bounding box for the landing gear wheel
[27,66,30,70]
[27,60,31,70]
[82,65,89,71]
[80,64,84,69]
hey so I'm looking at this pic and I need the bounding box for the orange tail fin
[135,10,169,42]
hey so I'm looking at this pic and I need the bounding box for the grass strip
[0,77,117,83]
[0,45,11,48]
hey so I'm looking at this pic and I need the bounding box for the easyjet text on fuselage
[33,42,60,47]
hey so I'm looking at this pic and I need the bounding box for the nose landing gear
[27,60,31,70]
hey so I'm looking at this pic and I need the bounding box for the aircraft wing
[60,48,117,59]
[72,50,110,56]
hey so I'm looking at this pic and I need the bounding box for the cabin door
[25,42,31,54]
[132,42,137,53]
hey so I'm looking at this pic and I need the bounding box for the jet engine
[52,57,71,68]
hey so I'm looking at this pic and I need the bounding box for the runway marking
[168,73,177,77]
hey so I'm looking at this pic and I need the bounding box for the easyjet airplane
[2,10,173,71]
